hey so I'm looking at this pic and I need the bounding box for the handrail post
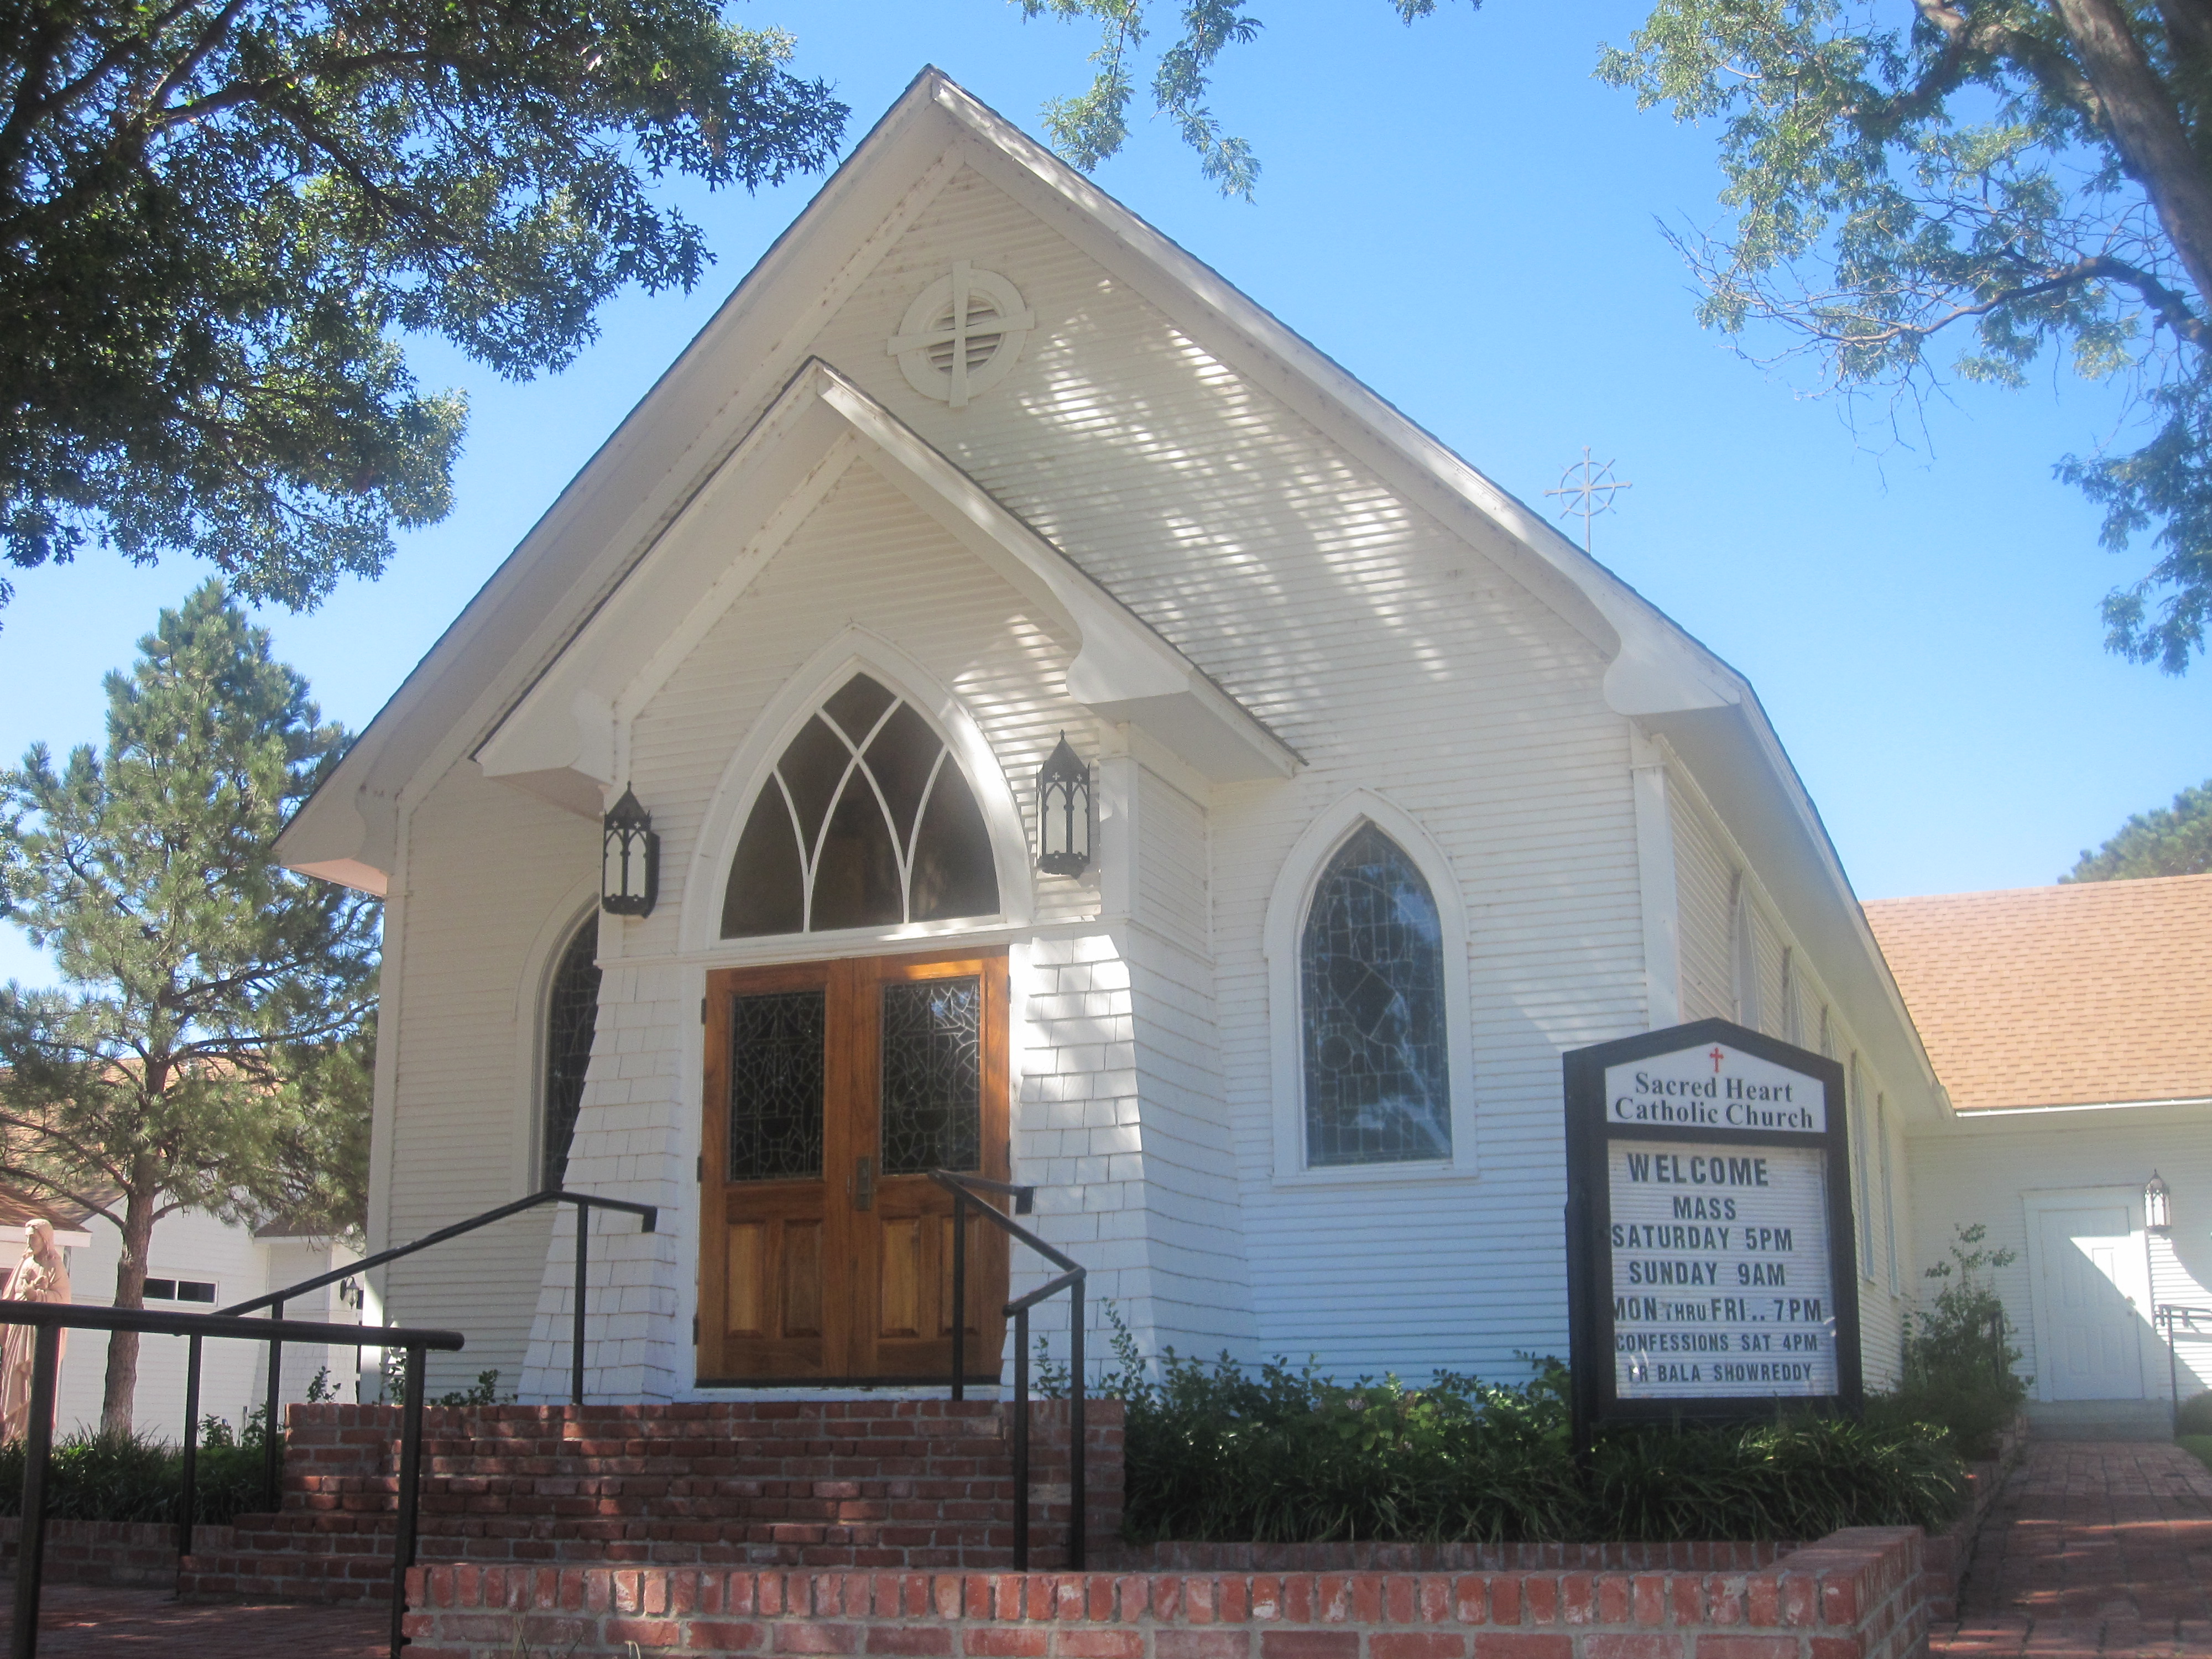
[1068,1277,1085,1571]
[1011,1305,1029,1572]
[390,1342,428,1659]
[572,1198,589,1407]
[177,1333,204,1559]
[11,1320,59,1659]
[2167,1307,2184,1434]
[950,1190,967,1401]
[263,1297,285,1511]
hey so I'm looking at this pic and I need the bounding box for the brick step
[171,1398,1123,1604]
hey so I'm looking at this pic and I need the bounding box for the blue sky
[3,0,2208,986]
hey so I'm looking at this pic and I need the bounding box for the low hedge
[1109,1347,1964,1545]
[0,1427,274,1525]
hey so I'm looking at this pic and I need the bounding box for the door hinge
[700,997,707,1025]
[696,1154,703,1183]
[692,1315,698,1345]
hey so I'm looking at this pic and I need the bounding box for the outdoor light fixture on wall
[1036,733,1092,877]
[2147,1171,2173,1233]
[601,786,660,916]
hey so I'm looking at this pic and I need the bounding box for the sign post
[1563,1019,1861,1452]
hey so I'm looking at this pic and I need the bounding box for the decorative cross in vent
[886,261,1036,408]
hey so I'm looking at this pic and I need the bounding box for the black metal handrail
[0,1302,462,1659]
[176,1186,650,1540]
[2156,1303,2212,1433]
[931,1170,1085,1572]
[184,1187,657,1522]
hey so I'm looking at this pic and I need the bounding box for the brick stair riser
[177,1399,1122,1603]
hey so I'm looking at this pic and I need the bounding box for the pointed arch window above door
[722,674,1000,937]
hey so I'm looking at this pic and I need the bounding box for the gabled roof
[1864,875,2212,1113]
[273,68,1941,1113]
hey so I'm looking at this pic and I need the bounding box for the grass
[2177,1433,2212,1475]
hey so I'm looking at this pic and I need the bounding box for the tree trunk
[2050,0,2212,307]
[98,1183,156,1438]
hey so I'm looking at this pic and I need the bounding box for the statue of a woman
[0,1219,70,1443]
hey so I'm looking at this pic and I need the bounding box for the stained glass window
[722,675,999,937]
[1300,824,1451,1167]
[727,990,827,1181]
[542,919,601,1189]
[880,977,983,1175]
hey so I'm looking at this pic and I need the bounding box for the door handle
[853,1155,875,1212]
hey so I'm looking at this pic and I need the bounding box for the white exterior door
[2033,1202,2146,1400]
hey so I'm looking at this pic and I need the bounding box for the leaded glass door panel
[700,951,1009,1384]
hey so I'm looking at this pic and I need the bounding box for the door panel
[700,950,1009,1384]
[2036,1204,2146,1401]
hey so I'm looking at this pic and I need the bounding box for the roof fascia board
[275,87,969,883]
[1949,1095,2212,1120]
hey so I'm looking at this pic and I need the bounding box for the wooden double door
[699,950,1010,1384]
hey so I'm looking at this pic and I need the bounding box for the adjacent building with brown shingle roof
[1865,873,2212,1113]
[1875,873,2212,1424]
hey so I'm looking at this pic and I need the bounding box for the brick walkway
[0,1584,386,1655]
[1936,1440,2212,1656]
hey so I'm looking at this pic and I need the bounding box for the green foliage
[1873,1224,2027,1462]
[0,582,378,1430]
[1094,1326,1962,1543]
[1596,1,2212,674]
[1015,0,1271,199]
[0,0,846,607]
[2178,1432,2212,1473]
[2065,776,2212,878]
[377,1350,507,1407]
[2177,1393,2212,1434]
[0,1423,273,1525]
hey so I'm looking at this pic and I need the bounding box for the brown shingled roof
[1863,873,2212,1112]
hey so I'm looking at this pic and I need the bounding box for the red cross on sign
[1708,1046,1726,1074]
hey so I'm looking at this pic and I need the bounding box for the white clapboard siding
[382,764,593,1394]
[1910,1110,2212,1402]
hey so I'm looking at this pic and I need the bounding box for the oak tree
[0,0,844,609]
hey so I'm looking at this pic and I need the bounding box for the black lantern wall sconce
[601,785,660,916]
[1036,733,1092,877]
[2147,1170,2173,1233]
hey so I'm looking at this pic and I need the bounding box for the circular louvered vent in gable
[886,262,1035,408]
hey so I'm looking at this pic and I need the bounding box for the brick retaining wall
[400,1526,1932,1659]
[0,1517,235,1587]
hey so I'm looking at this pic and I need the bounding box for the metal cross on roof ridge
[1545,446,1634,555]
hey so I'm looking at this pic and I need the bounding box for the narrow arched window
[1300,823,1451,1166]
[542,918,601,1189]
[721,674,999,937]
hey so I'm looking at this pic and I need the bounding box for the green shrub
[1093,1323,1964,1545]
[1874,1224,2028,1460]
[0,1416,276,1525]
[2176,1393,2212,1436]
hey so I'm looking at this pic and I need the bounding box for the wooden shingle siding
[1670,788,1735,1025]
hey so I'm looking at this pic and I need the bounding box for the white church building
[276,69,1957,1407]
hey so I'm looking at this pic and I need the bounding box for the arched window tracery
[721,674,999,938]
[542,917,601,1189]
[1299,822,1451,1167]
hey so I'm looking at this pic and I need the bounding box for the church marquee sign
[1562,1020,1862,1438]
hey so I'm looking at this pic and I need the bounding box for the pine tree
[2066,778,2212,880]
[0,582,378,1435]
